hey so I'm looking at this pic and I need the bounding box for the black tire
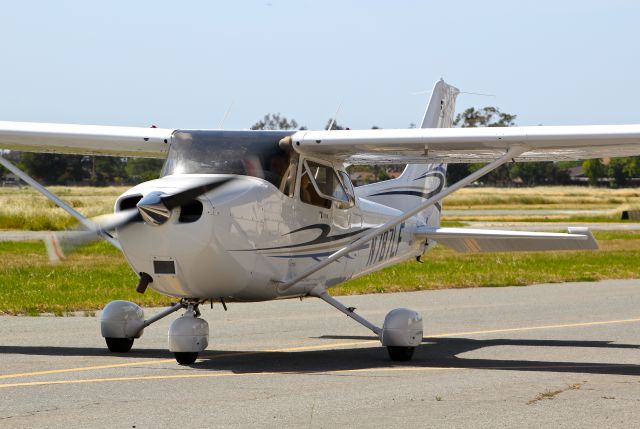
[105,337,134,353]
[174,352,199,365]
[387,346,415,361]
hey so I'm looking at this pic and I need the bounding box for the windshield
[162,130,296,191]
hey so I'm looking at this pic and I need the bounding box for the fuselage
[116,173,426,302]
[113,129,430,301]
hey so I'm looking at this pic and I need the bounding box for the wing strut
[278,145,527,293]
[0,154,121,250]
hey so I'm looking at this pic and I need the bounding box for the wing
[416,226,598,253]
[286,125,640,164]
[0,121,174,157]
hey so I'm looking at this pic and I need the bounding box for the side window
[299,160,351,209]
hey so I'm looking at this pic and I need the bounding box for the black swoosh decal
[413,167,446,181]
[370,190,435,199]
[233,224,370,252]
[368,170,445,212]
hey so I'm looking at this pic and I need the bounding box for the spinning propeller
[51,176,234,262]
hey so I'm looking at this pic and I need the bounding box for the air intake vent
[118,195,143,222]
[179,200,203,223]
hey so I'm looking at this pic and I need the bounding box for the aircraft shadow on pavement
[0,345,171,359]
[1,336,639,377]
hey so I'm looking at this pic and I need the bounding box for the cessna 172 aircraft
[1,80,639,364]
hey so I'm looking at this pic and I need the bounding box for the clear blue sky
[1,1,638,130]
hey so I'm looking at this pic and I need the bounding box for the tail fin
[419,78,459,129]
[355,79,459,226]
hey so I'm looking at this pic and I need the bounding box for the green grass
[332,230,640,295]
[0,241,171,315]
[1,231,639,314]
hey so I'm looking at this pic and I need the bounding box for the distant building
[1,172,19,186]
[568,166,587,182]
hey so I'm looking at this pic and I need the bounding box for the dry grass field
[445,186,640,210]
[0,186,127,230]
[0,185,639,230]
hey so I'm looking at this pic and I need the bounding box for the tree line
[2,110,639,187]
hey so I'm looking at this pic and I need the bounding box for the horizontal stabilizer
[416,226,598,253]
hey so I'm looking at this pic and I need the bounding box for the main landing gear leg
[309,287,423,361]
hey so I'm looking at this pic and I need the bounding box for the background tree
[251,113,304,130]
[125,158,164,183]
[87,156,128,185]
[509,161,571,186]
[582,158,606,186]
[449,107,517,185]
[19,153,85,185]
[607,158,627,188]
[605,156,640,188]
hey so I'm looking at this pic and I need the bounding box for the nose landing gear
[100,299,210,365]
[168,304,209,365]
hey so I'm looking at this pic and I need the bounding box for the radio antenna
[326,102,343,130]
[218,100,235,129]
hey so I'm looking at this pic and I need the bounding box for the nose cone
[136,191,171,226]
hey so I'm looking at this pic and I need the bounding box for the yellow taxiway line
[1,317,639,388]
[428,317,640,338]
[0,367,465,389]
[3,363,639,390]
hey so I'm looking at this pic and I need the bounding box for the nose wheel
[168,304,209,365]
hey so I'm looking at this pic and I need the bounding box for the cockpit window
[162,130,297,196]
[300,160,352,209]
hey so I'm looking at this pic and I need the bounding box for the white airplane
[1,80,639,364]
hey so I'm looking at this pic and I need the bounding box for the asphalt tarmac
[1,279,640,428]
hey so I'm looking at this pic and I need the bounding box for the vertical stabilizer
[355,79,459,226]
[419,79,460,129]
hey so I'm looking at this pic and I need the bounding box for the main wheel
[174,352,198,365]
[387,346,415,361]
[105,337,134,353]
